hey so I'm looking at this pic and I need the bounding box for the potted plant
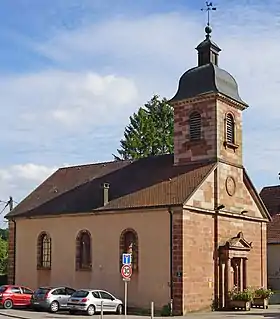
[253,287,273,309]
[229,286,253,311]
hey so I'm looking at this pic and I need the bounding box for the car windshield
[72,290,89,298]
[35,288,50,295]
[0,286,7,293]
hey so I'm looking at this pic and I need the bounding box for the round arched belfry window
[226,113,235,144]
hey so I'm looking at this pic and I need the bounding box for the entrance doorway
[231,257,247,291]
[218,232,252,309]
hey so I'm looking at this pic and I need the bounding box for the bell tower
[169,23,248,167]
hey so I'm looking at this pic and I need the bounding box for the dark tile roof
[169,63,248,108]
[267,214,280,244]
[260,186,280,243]
[5,155,215,219]
[259,185,280,217]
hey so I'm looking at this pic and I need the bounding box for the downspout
[260,222,263,287]
[168,207,173,316]
[213,167,219,310]
[12,219,16,285]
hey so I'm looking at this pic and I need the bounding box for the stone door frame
[218,232,252,309]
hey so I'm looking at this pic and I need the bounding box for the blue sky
[0,0,280,220]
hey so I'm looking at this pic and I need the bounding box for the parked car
[31,286,76,313]
[0,285,34,309]
[67,289,123,316]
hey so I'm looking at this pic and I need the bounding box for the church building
[6,24,270,314]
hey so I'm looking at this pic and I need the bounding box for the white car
[67,289,123,316]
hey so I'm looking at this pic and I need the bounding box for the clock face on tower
[226,176,236,196]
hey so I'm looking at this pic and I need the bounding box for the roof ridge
[56,155,216,171]
[58,159,133,170]
[57,154,177,171]
[261,185,280,190]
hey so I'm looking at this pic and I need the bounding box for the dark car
[31,286,76,313]
[0,285,33,309]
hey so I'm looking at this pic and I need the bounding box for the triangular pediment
[223,232,252,251]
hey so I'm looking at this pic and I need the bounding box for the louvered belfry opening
[226,113,235,144]
[189,111,202,140]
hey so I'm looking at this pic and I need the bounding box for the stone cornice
[217,93,248,111]
[183,206,269,223]
[170,92,248,111]
[170,93,217,107]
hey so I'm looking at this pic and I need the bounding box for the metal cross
[201,1,217,26]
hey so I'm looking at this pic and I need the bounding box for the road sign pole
[124,279,128,319]
[121,262,131,319]
[121,264,132,279]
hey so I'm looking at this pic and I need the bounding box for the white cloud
[0,170,12,182]
[0,163,58,205]
[49,72,138,126]
[0,163,58,223]
[36,13,197,66]
[0,70,138,131]
[11,163,57,182]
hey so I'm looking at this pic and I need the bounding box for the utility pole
[8,197,13,212]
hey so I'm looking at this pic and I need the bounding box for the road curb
[0,312,30,319]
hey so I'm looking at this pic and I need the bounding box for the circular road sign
[121,264,132,279]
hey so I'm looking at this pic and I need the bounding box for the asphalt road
[0,307,280,319]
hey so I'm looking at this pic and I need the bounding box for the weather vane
[201,1,217,27]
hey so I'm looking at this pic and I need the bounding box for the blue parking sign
[122,253,132,265]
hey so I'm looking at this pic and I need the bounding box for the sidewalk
[0,306,280,319]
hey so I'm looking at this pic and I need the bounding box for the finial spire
[201,2,217,38]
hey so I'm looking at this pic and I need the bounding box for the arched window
[189,111,202,140]
[37,232,51,269]
[76,230,92,270]
[119,229,139,272]
[226,113,235,144]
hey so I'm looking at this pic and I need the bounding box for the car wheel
[3,299,13,309]
[87,305,95,316]
[69,309,76,315]
[116,304,123,315]
[49,301,59,313]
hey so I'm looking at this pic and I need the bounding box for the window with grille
[226,113,235,144]
[189,112,202,140]
[37,232,51,269]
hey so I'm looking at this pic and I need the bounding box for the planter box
[230,300,251,311]
[252,298,269,309]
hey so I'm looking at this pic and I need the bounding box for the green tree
[0,229,8,241]
[114,95,174,160]
[0,236,8,275]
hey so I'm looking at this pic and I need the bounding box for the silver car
[67,289,123,316]
[31,286,76,313]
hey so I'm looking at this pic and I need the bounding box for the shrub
[254,287,273,299]
[229,286,254,302]
[161,303,171,316]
